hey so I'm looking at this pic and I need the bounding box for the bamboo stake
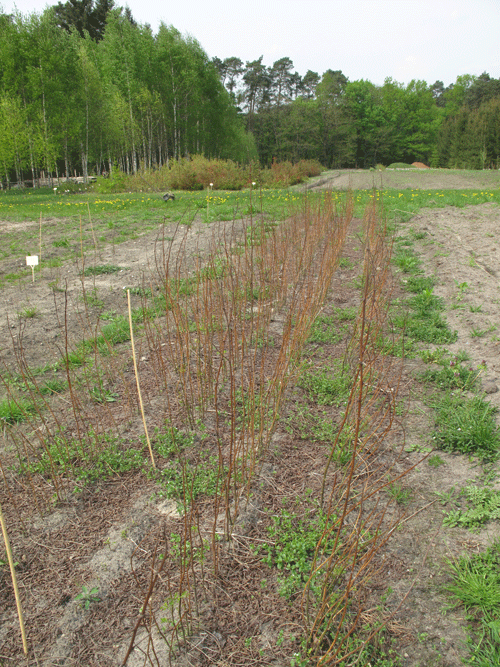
[87,202,98,257]
[39,212,42,265]
[0,500,27,655]
[127,290,155,468]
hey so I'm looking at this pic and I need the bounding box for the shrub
[387,162,415,169]
[92,157,325,193]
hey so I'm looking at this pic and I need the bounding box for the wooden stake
[0,501,28,655]
[39,212,42,265]
[127,290,155,468]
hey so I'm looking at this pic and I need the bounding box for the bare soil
[306,168,500,191]
[1,177,500,666]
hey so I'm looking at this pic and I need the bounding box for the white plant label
[26,255,39,266]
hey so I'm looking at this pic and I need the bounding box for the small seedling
[387,483,412,506]
[18,306,38,319]
[428,455,445,467]
[454,281,469,300]
[75,585,100,609]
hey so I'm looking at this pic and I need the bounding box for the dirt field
[307,168,500,191]
[1,173,500,666]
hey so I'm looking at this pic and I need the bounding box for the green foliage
[83,264,123,276]
[75,585,101,610]
[258,508,338,598]
[155,455,221,506]
[52,238,70,248]
[419,360,478,391]
[332,306,357,321]
[386,482,412,506]
[390,248,457,346]
[393,251,421,274]
[299,362,351,406]
[444,485,500,529]
[428,454,445,467]
[18,305,39,319]
[387,163,415,169]
[0,397,35,424]
[22,432,145,485]
[41,378,67,395]
[392,310,457,345]
[307,314,348,345]
[431,393,500,458]
[446,540,500,666]
[152,425,196,458]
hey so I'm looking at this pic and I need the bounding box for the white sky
[2,0,500,87]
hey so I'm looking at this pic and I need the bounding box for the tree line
[1,0,499,186]
[212,57,500,170]
[0,0,251,185]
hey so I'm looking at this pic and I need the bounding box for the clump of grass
[431,393,500,458]
[387,482,412,506]
[53,238,70,248]
[393,251,420,274]
[307,314,348,345]
[22,432,145,486]
[446,540,500,665]
[392,310,457,345]
[19,306,39,319]
[419,362,478,391]
[40,378,66,395]
[0,397,35,424]
[299,361,351,406]
[333,306,357,321]
[83,264,123,276]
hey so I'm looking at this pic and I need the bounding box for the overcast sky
[3,0,500,87]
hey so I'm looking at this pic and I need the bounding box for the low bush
[93,157,324,193]
[387,162,415,169]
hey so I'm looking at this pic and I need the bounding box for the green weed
[443,485,500,529]
[428,454,445,467]
[83,264,123,276]
[258,508,338,598]
[52,238,70,248]
[393,251,420,274]
[18,305,39,319]
[333,306,358,321]
[431,393,500,458]
[387,482,412,506]
[339,257,354,269]
[22,432,145,485]
[75,585,100,609]
[299,362,351,407]
[403,275,436,293]
[419,363,478,391]
[307,315,348,345]
[392,310,457,345]
[154,454,221,506]
[0,397,35,424]
[445,540,500,666]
